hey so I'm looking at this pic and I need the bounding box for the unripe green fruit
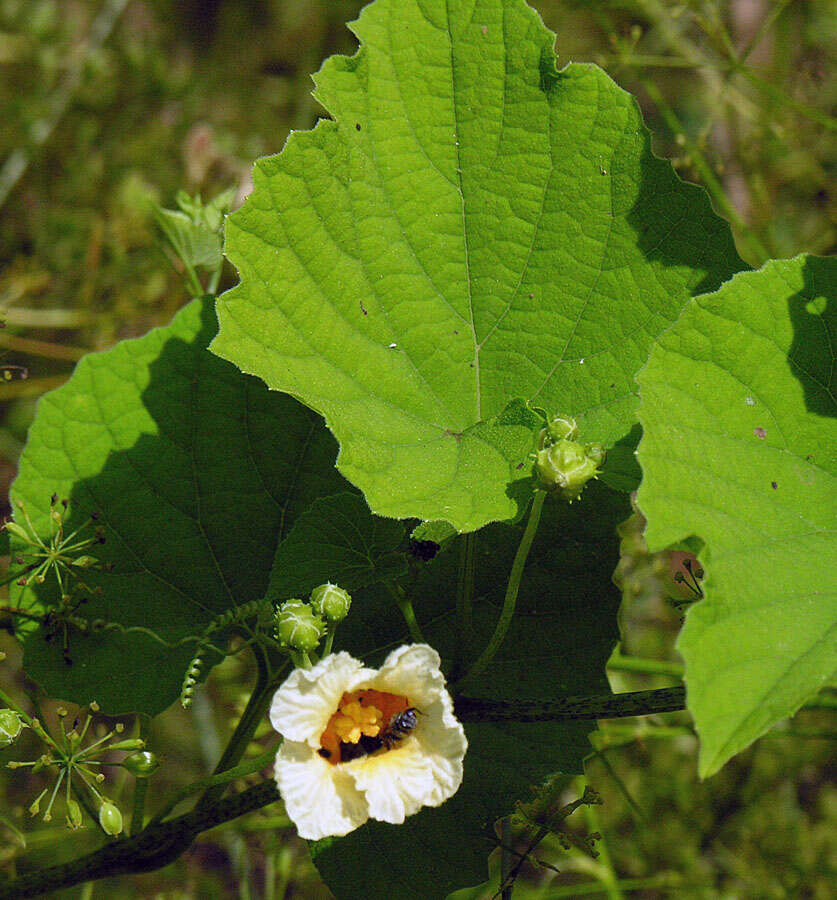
[99,801,123,836]
[310,583,352,623]
[535,439,602,501]
[0,709,25,747]
[122,750,160,778]
[274,600,326,652]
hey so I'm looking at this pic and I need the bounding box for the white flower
[270,644,467,840]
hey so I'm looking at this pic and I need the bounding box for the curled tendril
[180,599,273,708]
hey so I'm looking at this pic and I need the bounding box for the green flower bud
[0,709,25,747]
[107,738,145,752]
[309,583,352,624]
[535,439,602,501]
[274,600,326,652]
[71,555,99,568]
[546,415,578,443]
[3,521,34,545]
[66,798,83,830]
[99,801,123,836]
[122,751,160,778]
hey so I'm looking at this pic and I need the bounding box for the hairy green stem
[454,686,687,722]
[453,491,546,693]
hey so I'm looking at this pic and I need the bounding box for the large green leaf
[10,298,346,715]
[212,0,744,532]
[312,482,630,898]
[636,255,836,777]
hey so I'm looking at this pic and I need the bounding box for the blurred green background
[0,1,834,897]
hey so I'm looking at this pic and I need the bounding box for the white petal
[344,739,436,824]
[370,644,447,707]
[413,696,467,806]
[269,652,375,748]
[274,741,368,840]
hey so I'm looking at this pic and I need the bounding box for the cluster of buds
[274,583,352,653]
[4,496,109,601]
[533,416,605,502]
[5,701,150,835]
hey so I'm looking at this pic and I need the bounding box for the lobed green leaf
[213,0,744,532]
[637,254,837,777]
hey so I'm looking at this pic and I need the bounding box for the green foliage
[1,0,835,896]
[10,297,346,714]
[153,189,235,290]
[212,0,744,532]
[269,492,406,598]
[637,255,836,777]
[314,483,629,898]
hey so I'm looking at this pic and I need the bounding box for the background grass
[0,1,835,897]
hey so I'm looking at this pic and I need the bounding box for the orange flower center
[319,690,411,765]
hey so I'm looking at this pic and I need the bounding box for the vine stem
[1,780,282,899]
[454,686,686,722]
[453,490,546,693]
[194,645,281,812]
[0,687,685,898]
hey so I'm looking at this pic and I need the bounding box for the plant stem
[453,490,546,693]
[385,583,425,643]
[1,780,282,898]
[130,779,148,836]
[500,817,514,900]
[454,686,686,723]
[195,646,277,812]
[456,531,476,635]
[578,776,624,900]
[607,649,684,679]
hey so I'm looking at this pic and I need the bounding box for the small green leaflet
[10,298,346,715]
[637,255,836,777]
[212,0,744,532]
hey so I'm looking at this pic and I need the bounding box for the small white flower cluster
[270,644,466,840]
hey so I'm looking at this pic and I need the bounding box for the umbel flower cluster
[269,644,467,840]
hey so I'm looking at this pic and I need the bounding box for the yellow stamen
[332,701,382,744]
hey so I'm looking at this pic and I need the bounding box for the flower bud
[99,801,123,836]
[71,555,99,568]
[274,600,326,652]
[309,583,352,624]
[3,522,33,544]
[122,750,160,778]
[545,415,578,443]
[66,798,83,830]
[535,439,602,501]
[0,709,25,747]
[107,738,145,752]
